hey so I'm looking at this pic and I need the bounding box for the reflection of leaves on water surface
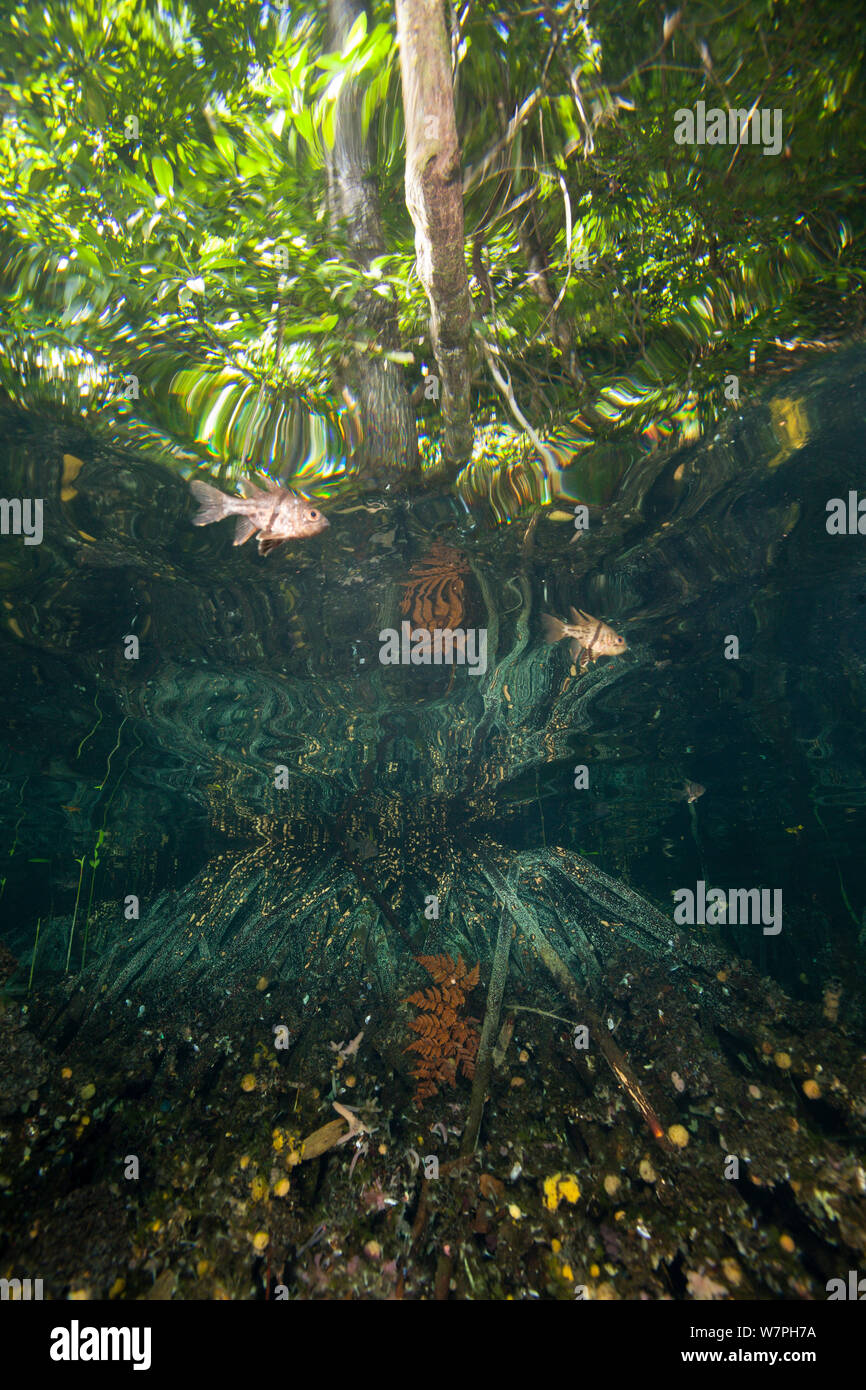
[6,358,866,1012]
[72,546,645,1002]
[400,541,471,633]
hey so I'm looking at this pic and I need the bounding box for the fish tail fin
[190,480,229,527]
[541,613,566,644]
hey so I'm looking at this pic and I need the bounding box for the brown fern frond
[407,1014,438,1037]
[463,962,480,991]
[404,953,482,1106]
[401,543,470,635]
[405,989,432,1009]
[413,954,455,983]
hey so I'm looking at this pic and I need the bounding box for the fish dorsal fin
[572,607,593,624]
[238,478,263,499]
[569,606,584,624]
[263,474,283,492]
[233,515,257,546]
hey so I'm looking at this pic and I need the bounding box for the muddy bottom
[2,932,864,1303]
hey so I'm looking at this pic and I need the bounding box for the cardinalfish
[541,606,628,673]
[678,780,705,804]
[189,476,329,556]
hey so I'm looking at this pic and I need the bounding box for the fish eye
[309,509,319,518]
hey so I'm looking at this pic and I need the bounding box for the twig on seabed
[332,1101,377,1146]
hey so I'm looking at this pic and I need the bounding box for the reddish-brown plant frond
[403,953,482,1106]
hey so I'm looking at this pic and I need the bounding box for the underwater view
[2,0,866,1355]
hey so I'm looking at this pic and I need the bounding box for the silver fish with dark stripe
[190,476,329,556]
[541,606,627,672]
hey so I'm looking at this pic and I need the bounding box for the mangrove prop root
[527,923,670,1149]
[461,870,516,1158]
[479,849,670,1149]
[412,1154,474,1299]
[434,1250,452,1301]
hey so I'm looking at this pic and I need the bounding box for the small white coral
[329,1029,364,1061]
[686,1268,728,1300]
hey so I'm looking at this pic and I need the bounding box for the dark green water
[1,346,865,1302]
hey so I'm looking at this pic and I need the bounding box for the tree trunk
[395,0,473,473]
[328,0,418,484]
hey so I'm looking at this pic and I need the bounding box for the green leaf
[213,131,235,165]
[75,246,104,274]
[27,167,51,194]
[150,154,174,197]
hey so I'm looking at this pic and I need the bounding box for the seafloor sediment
[2,913,863,1302]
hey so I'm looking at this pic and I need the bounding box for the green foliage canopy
[0,0,862,497]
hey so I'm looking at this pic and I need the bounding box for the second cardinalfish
[190,476,329,556]
[541,606,628,672]
[677,780,705,804]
